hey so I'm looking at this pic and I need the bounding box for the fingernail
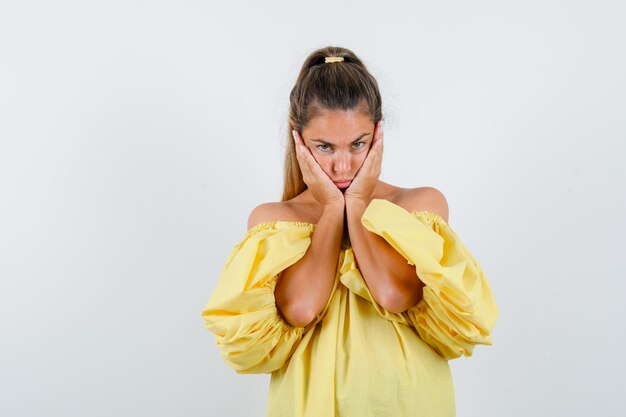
[292,130,297,143]
[379,120,384,134]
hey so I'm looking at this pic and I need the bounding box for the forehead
[303,109,373,142]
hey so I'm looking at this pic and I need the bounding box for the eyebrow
[309,132,371,145]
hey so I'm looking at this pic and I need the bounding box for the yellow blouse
[201,198,499,417]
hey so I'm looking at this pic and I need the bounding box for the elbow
[377,281,424,314]
[276,302,317,328]
[378,290,407,314]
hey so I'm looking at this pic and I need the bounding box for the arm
[274,201,344,327]
[201,221,316,373]
[342,120,438,314]
[263,129,347,328]
[346,196,425,314]
[358,197,498,360]
[346,188,449,313]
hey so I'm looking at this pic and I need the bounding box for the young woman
[202,46,499,417]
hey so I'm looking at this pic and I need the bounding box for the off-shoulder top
[201,198,499,417]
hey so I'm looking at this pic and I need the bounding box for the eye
[317,144,331,151]
[353,141,365,148]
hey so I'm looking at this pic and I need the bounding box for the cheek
[312,154,332,174]
[354,154,368,169]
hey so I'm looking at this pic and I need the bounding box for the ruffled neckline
[244,210,447,240]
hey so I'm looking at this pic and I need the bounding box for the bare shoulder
[396,186,449,223]
[247,202,290,230]
[247,199,318,230]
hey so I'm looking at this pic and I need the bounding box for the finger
[362,125,383,170]
[293,131,314,182]
[298,142,320,179]
[294,131,314,164]
[293,130,309,159]
[367,123,381,155]
[293,130,334,184]
[297,138,316,166]
[373,120,382,140]
[294,130,313,162]
[373,122,384,156]
[292,129,302,147]
[303,147,326,180]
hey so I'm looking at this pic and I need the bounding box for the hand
[344,120,384,202]
[292,129,345,207]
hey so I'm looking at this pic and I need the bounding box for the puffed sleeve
[360,198,499,360]
[201,221,316,374]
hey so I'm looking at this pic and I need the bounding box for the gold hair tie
[325,56,344,63]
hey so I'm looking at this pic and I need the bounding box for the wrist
[322,198,345,214]
[345,195,371,209]
[345,197,370,223]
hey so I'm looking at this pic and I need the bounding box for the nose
[332,152,351,176]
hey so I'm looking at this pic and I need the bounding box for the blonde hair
[281,46,383,201]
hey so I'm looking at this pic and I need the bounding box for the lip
[333,179,353,188]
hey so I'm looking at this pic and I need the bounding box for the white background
[1,1,625,416]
